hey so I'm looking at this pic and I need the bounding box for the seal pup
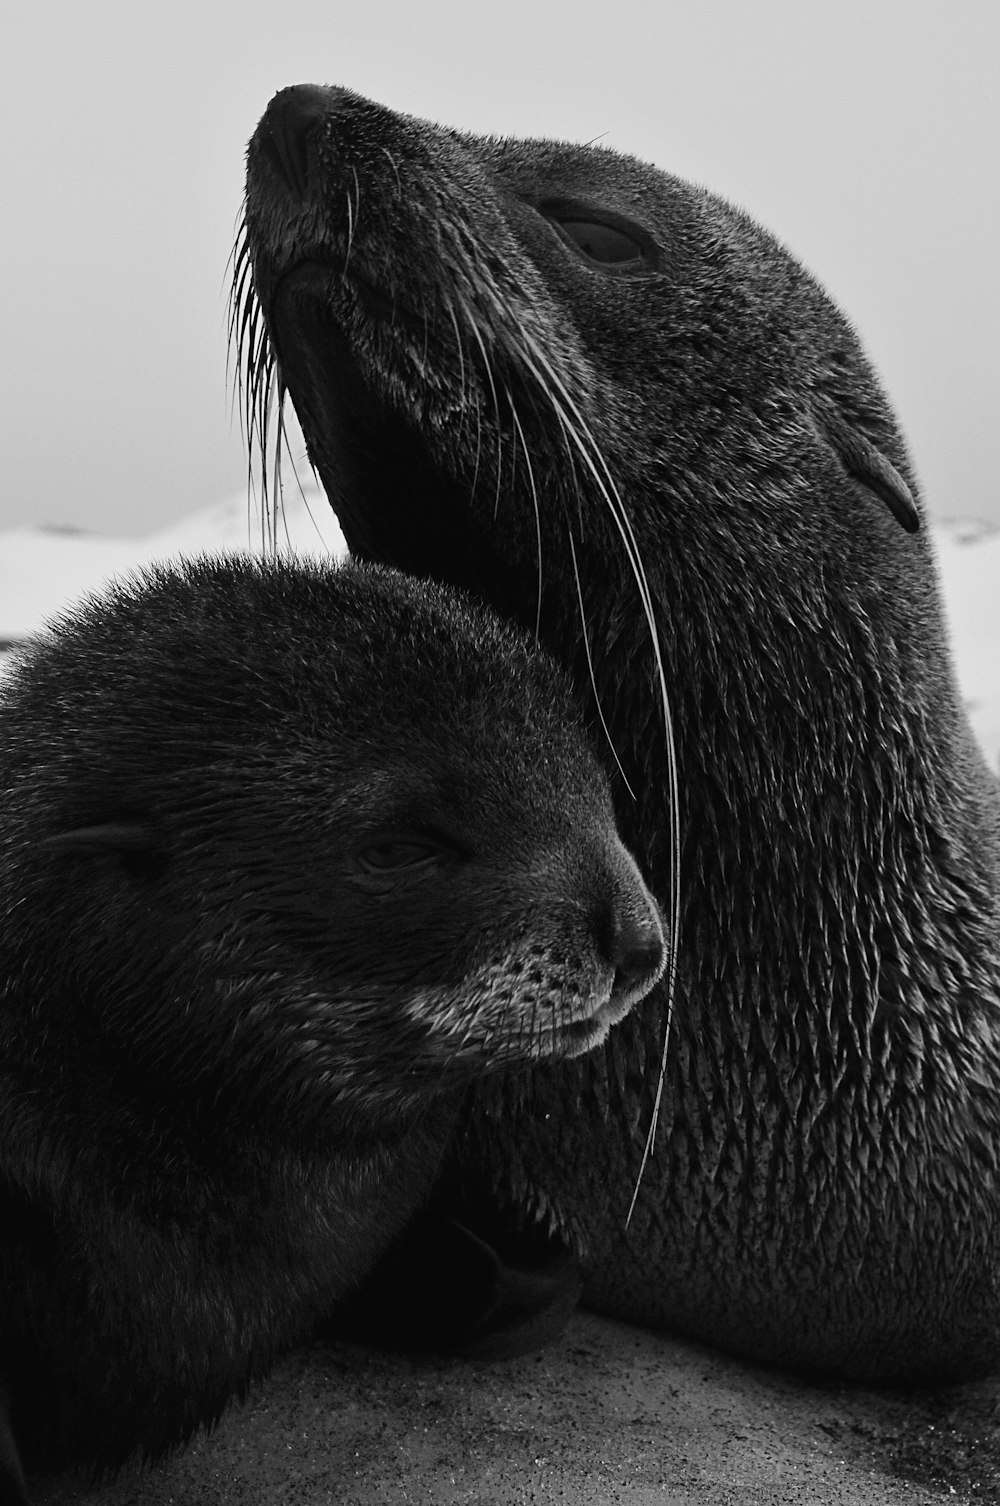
[237,84,1000,1386]
[0,554,664,1488]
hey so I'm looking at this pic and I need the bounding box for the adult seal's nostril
[258,84,347,198]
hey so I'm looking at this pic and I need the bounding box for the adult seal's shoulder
[0,555,663,1490]
[238,84,1000,1387]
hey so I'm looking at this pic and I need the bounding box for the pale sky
[3,0,997,537]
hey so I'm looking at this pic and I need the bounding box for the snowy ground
[0,480,345,646]
[2,492,998,771]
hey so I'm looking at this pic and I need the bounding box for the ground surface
[30,1312,1000,1505]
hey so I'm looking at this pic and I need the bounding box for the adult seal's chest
[238,83,1000,1387]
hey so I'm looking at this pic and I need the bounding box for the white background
[3,0,997,536]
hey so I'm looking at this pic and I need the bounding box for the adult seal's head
[237,85,1000,1388]
[0,555,663,1484]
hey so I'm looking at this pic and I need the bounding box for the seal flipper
[0,1380,29,1506]
[323,1207,582,1361]
[814,402,920,533]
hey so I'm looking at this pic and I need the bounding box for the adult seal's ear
[813,399,920,532]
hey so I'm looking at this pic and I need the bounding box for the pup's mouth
[548,1001,631,1061]
[544,960,665,1062]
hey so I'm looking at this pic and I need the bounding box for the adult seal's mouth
[267,267,492,584]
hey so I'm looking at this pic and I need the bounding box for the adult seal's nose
[259,84,348,199]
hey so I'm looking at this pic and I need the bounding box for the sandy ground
[29,1311,1000,1505]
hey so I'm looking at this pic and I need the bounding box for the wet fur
[238,86,1000,1385]
[0,556,662,1480]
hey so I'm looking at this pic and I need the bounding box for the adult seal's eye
[552,220,642,265]
[538,200,659,274]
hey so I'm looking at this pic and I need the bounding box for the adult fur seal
[237,84,1000,1388]
[0,555,664,1492]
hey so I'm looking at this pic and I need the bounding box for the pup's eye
[348,832,460,894]
[359,840,443,872]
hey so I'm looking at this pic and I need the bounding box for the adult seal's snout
[259,84,347,198]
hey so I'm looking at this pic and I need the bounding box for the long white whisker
[566,528,635,800]
[511,335,680,1222]
[457,301,486,504]
[462,315,505,523]
[507,397,544,641]
[344,177,357,274]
